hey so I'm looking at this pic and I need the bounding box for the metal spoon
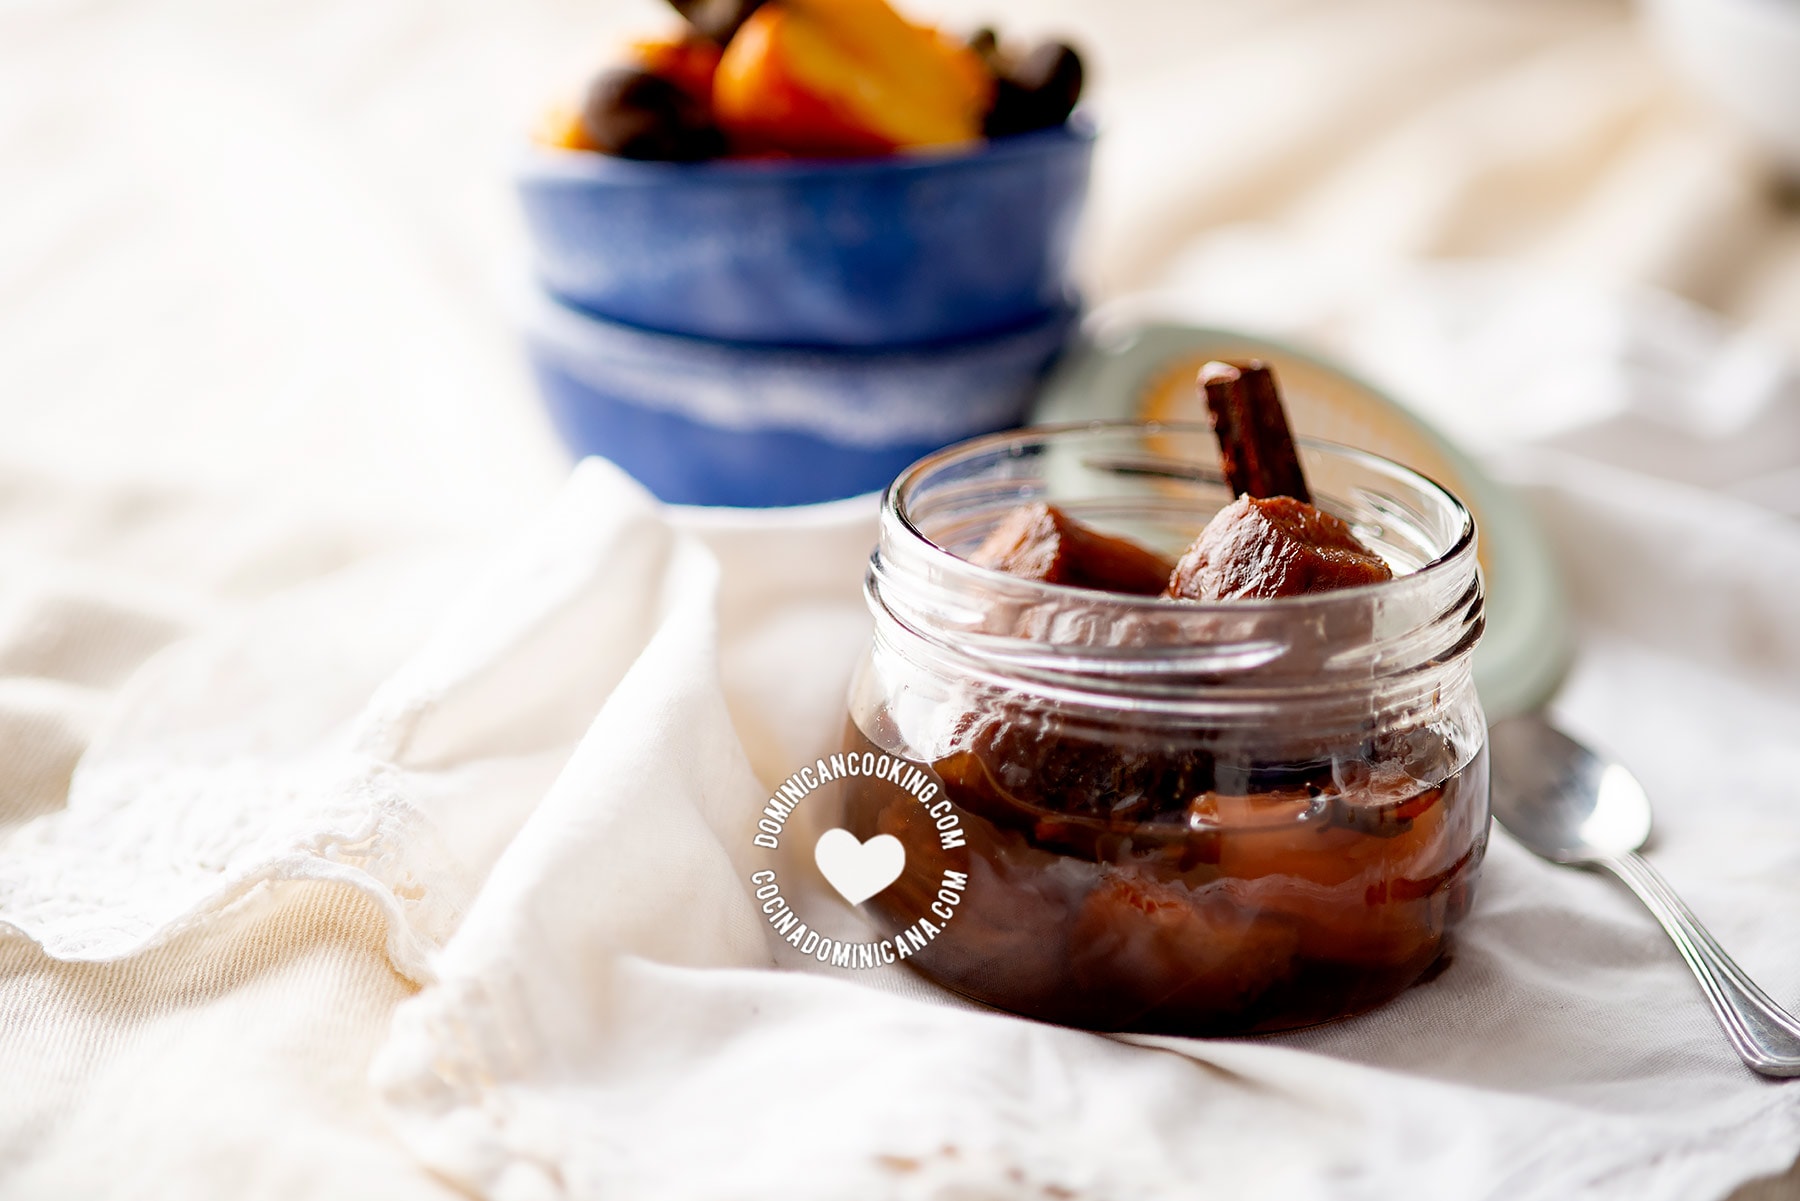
[1489,712,1800,1077]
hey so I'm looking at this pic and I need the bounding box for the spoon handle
[1602,852,1800,1077]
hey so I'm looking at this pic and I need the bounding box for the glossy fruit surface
[714,0,988,156]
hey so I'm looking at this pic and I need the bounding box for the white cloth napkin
[8,335,1797,1200]
[368,455,1800,1199]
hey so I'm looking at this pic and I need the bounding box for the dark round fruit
[665,0,765,45]
[1015,41,1084,108]
[967,26,1001,67]
[984,41,1084,139]
[581,68,725,162]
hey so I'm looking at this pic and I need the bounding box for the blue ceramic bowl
[522,285,1078,507]
[516,121,1093,348]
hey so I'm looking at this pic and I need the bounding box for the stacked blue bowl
[516,120,1093,507]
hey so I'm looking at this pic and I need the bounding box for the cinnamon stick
[1199,360,1312,504]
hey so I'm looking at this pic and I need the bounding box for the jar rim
[866,421,1485,716]
[881,420,1475,615]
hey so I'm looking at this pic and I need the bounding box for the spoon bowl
[1489,717,1651,862]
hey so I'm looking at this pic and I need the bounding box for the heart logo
[813,828,906,906]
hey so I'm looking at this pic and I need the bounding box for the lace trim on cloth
[0,754,467,983]
[0,459,670,987]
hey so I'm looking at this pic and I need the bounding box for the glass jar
[839,422,1489,1035]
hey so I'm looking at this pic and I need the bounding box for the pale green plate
[1033,322,1571,720]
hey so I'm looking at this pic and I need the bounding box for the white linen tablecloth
[4,0,1800,1197]
[7,422,1800,1201]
